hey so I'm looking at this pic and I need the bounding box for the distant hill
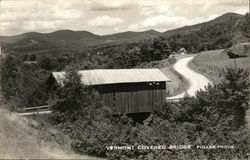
[0,12,244,45]
[0,32,64,53]
[165,12,249,52]
[103,29,161,40]
[0,30,101,44]
[164,13,243,35]
[0,32,44,44]
[0,29,160,45]
[1,12,248,55]
[0,29,163,54]
[45,30,101,41]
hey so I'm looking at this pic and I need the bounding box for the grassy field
[193,49,250,69]
[189,49,250,83]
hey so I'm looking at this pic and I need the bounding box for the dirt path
[167,56,211,99]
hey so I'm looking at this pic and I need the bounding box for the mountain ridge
[0,12,246,51]
[163,12,243,35]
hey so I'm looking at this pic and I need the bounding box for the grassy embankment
[189,49,250,83]
[0,105,101,159]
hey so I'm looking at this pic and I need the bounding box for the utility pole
[247,0,250,13]
[234,58,237,70]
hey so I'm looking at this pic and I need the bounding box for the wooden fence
[192,61,226,74]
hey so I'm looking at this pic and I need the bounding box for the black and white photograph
[0,0,250,159]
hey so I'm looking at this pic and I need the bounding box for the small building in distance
[176,48,187,55]
[47,69,170,115]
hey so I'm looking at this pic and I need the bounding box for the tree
[2,55,26,108]
[124,47,142,68]
[152,37,172,59]
[195,68,249,128]
[140,37,172,62]
[51,69,104,123]
[38,55,57,70]
[22,54,29,61]
[30,54,37,61]
[218,68,249,127]
[52,70,87,122]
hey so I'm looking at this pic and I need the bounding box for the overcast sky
[0,0,248,36]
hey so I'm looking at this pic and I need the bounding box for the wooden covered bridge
[47,69,170,115]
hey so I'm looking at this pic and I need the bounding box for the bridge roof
[51,69,170,86]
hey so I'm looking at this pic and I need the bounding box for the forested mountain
[164,13,243,35]
[1,12,248,54]
[45,30,101,41]
[0,30,101,43]
[166,13,250,52]
[102,29,161,40]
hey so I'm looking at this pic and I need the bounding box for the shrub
[51,68,250,159]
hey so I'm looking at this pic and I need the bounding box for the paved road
[167,56,211,100]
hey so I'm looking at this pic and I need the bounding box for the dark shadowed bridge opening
[127,112,151,123]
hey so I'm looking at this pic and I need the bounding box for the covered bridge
[47,69,170,114]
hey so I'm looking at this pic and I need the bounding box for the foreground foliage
[51,68,250,160]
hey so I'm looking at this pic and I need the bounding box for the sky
[0,0,248,36]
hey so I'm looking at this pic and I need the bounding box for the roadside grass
[0,106,101,159]
[188,60,222,84]
[194,49,250,69]
[160,67,189,97]
[174,54,195,61]
[189,49,250,83]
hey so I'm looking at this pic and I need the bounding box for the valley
[0,10,249,159]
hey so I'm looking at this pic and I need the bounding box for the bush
[51,68,250,159]
[38,55,58,70]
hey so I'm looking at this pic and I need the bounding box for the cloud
[1,0,248,36]
[0,0,85,22]
[141,15,186,28]
[0,0,86,35]
[138,2,172,16]
[128,24,140,30]
[217,1,248,7]
[139,6,156,16]
[129,15,204,31]
[208,14,220,21]
[88,16,123,27]
[137,0,248,17]
[235,9,248,15]
[1,8,83,22]
[88,0,136,11]
[1,19,80,35]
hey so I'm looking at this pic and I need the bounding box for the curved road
[167,56,211,99]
